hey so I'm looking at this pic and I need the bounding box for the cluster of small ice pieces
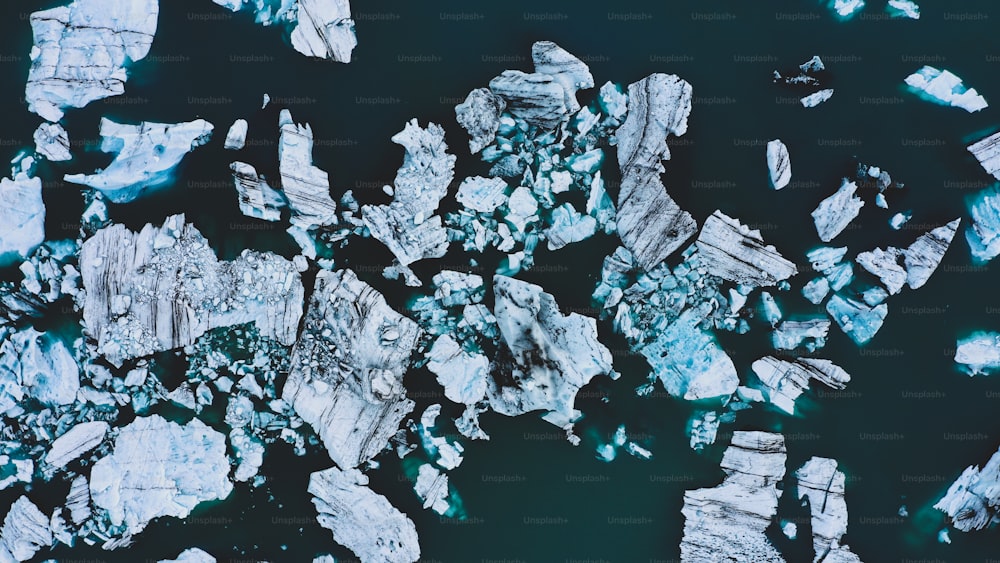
[774,56,834,108]
[679,431,861,562]
[905,66,988,112]
[211,0,357,62]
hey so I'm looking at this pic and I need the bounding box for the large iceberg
[490,275,613,429]
[309,466,420,563]
[795,457,863,562]
[282,269,419,469]
[695,210,798,287]
[767,139,791,190]
[0,170,45,268]
[90,415,233,537]
[614,73,697,270]
[955,332,1000,376]
[935,445,1000,532]
[812,179,864,242]
[65,118,214,203]
[680,431,787,561]
[905,66,987,113]
[25,0,158,121]
[79,214,304,367]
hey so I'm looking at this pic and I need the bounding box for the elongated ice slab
[0,172,45,268]
[802,89,834,107]
[812,179,864,242]
[25,0,158,121]
[966,185,1000,263]
[695,210,798,287]
[887,0,920,19]
[752,357,849,414]
[767,139,791,190]
[44,421,109,470]
[795,457,862,562]
[224,119,248,150]
[65,118,214,203]
[278,109,338,228]
[905,66,987,113]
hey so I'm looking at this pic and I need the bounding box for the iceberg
[64,118,214,203]
[935,445,1000,532]
[455,176,507,213]
[826,292,888,345]
[0,328,79,415]
[795,457,863,562]
[230,161,287,222]
[614,73,697,270]
[79,214,304,367]
[808,246,849,274]
[801,89,834,108]
[694,210,798,287]
[802,277,831,304]
[772,318,831,352]
[966,185,1000,263]
[43,420,109,471]
[531,41,594,114]
[488,71,568,130]
[289,0,357,62]
[455,88,506,154]
[828,0,865,19]
[0,496,52,562]
[414,463,452,515]
[889,211,911,230]
[752,357,850,414]
[309,466,420,563]
[545,203,598,250]
[887,0,920,18]
[0,171,45,268]
[955,332,1000,376]
[64,475,91,525]
[773,56,825,86]
[278,109,338,228]
[767,139,791,190]
[490,275,613,428]
[159,548,216,563]
[426,334,488,405]
[968,132,1000,181]
[856,247,908,294]
[680,431,787,561]
[812,179,864,242]
[33,123,72,161]
[25,0,158,121]
[901,219,959,289]
[224,119,248,150]
[362,119,456,283]
[905,66,987,113]
[90,415,233,537]
[282,269,419,469]
[688,410,721,451]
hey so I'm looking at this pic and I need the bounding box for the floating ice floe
[615,73,697,270]
[531,41,595,115]
[414,463,452,515]
[966,184,1000,263]
[426,334,489,405]
[278,109,338,229]
[43,421,109,471]
[795,457,863,562]
[935,445,1000,532]
[772,318,831,352]
[887,0,920,19]
[490,275,613,432]
[812,179,864,242]
[968,131,1000,181]
[826,292,888,345]
[751,357,850,414]
[680,431,787,561]
[0,496,52,562]
[774,56,825,86]
[33,123,72,161]
[309,466,420,563]
[955,332,1000,375]
[213,0,356,62]
[282,269,419,469]
[89,415,233,538]
[230,161,287,222]
[905,66,987,113]
[695,210,797,287]
[0,164,45,268]
[65,118,214,203]
[827,0,866,19]
[767,139,791,190]
[0,328,79,416]
[801,89,835,108]
[890,212,911,230]
[224,119,248,150]
[159,548,216,563]
[362,119,456,286]
[79,214,304,367]
[25,0,158,121]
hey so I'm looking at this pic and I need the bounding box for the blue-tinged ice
[887,0,920,19]
[546,204,598,251]
[65,118,214,203]
[801,89,834,108]
[0,328,79,416]
[890,211,912,230]
[807,246,849,274]
[955,332,1000,376]
[0,165,44,268]
[759,291,783,327]
[772,318,831,352]
[966,184,1000,264]
[826,292,888,345]
[456,176,507,213]
[826,0,865,19]
[905,66,987,113]
[802,277,831,305]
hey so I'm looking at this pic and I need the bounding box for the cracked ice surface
[282,269,420,469]
[0,496,51,562]
[695,210,798,287]
[309,466,420,563]
[0,170,45,268]
[905,66,987,113]
[25,0,158,121]
[89,415,233,536]
[79,214,304,367]
[278,109,338,228]
[812,179,864,242]
[33,123,72,161]
[680,431,787,562]
[490,275,613,429]
[795,457,862,562]
[936,445,1000,532]
[65,118,214,203]
[752,357,850,414]
[966,185,1000,263]
[0,328,79,416]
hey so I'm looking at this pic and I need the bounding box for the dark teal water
[3,0,1000,561]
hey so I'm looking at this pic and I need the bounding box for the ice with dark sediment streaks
[282,269,420,469]
[680,431,788,562]
[795,457,863,562]
[767,139,791,190]
[935,445,1000,532]
[455,88,506,154]
[969,131,1000,181]
[530,41,594,113]
[25,0,158,121]
[279,109,338,228]
[694,210,798,287]
[812,179,864,242]
[230,161,286,222]
[752,356,850,414]
[33,123,71,161]
[290,0,357,62]
[488,70,568,131]
[309,466,420,563]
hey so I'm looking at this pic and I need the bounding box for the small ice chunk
[890,211,911,230]
[224,119,248,150]
[801,89,834,108]
[955,331,1000,376]
[766,139,791,190]
[812,179,864,242]
[887,0,920,18]
[33,123,72,161]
